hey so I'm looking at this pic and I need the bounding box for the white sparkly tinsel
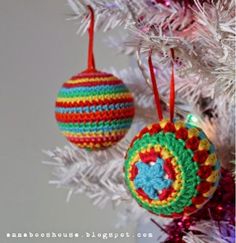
[183,220,235,243]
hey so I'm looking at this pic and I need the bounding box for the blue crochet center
[134,158,172,200]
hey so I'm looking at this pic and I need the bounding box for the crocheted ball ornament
[55,70,135,149]
[124,119,220,218]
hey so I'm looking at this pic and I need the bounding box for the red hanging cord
[148,51,163,121]
[169,48,175,122]
[148,49,175,122]
[87,5,96,71]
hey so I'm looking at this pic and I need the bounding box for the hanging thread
[87,5,96,71]
[148,49,175,122]
[148,51,163,121]
[169,48,175,122]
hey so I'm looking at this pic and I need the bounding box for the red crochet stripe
[70,72,113,80]
[164,158,176,180]
[129,127,150,148]
[175,127,188,140]
[191,195,206,205]
[196,181,212,193]
[193,150,209,164]
[183,205,197,215]
[55,97,134,108]
[185,136,200,151]
[63,79,123,88]
[158,187,175,201]
[129,124,161,149]
[139,148,160,163]
[55,107,135,123]
[136,188,153,203]
[158,212,184,218]
[170,212,184,218]
[163,122,176,133]
[130,165,138,180]
[197,165,213,179]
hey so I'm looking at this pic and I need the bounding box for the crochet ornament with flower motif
[55,6,134,150]
[124,51,220,218]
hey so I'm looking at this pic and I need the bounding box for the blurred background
[0,1,137,242]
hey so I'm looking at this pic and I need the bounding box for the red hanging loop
[87,5,96,71]
[148,49,175,122]
[148,51,163,121]
[169,48,175,122]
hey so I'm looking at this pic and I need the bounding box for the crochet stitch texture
[55,70,135,149]
[134,159,172,200]
[124,119,220,218]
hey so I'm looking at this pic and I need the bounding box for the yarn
[55,70,134,149]
[55,6,134,149]
[124,119,220,217]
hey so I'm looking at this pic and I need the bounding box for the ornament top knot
[55,6,135,150]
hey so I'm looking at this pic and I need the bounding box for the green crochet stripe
[124,131,200,216]
[58,87,129,98]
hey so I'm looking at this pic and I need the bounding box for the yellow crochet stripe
[67,76,118,83]
[56,93,132,103]
[206,170,219,183]
[63,129,127,138]
[159,119,169,128]
[74,141,114,149]
[188,127,200,138]
[193,169,218,210]
[194,153,218,205]
[205,153,217,166]
[128,145,183,206]
[198,139,210,150]
[174,120,185,130]
[195,186,217,209]
[203,186,217,197]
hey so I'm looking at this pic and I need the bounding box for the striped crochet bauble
[55,70,135,150]
[124,119,220,218]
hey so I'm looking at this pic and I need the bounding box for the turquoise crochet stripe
[60,84,126,92]
[58,85,129,97]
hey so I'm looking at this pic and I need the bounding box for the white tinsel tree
[44,0,235,242]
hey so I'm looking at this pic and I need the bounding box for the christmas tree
[44,0,235,242]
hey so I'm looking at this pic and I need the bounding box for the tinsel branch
[44,65,234,228]
[67,0,143,34]
[45,0,235,237]
[43,141,131,208]
[183,220,235,243]
[68,0,235,105]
